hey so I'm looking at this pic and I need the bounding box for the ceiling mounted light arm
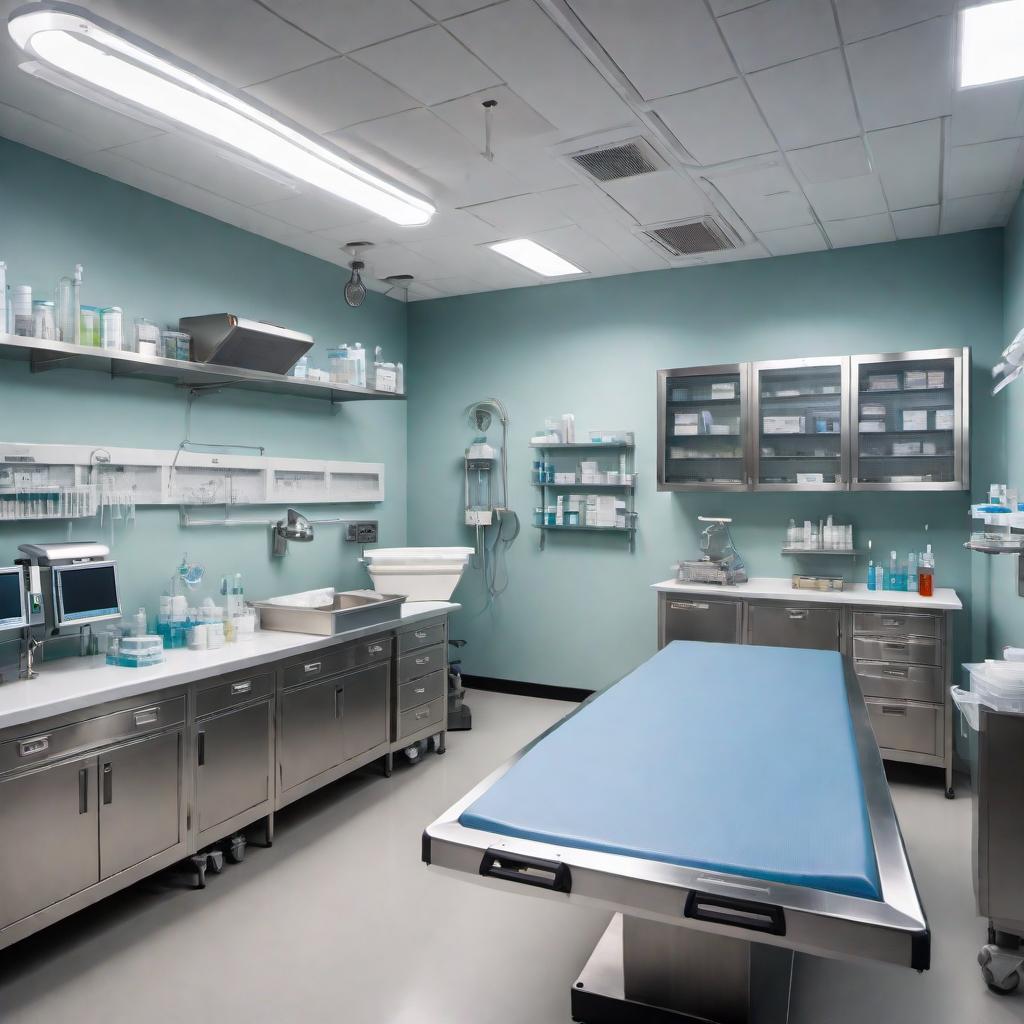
[8,2,435,226]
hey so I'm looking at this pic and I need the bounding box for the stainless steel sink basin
[253,589,406,635]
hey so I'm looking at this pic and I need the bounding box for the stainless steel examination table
[423,641,929,1023]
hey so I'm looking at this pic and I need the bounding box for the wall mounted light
[8,3,436,226]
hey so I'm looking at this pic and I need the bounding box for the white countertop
[0,602,458,732]
[652,577,962,611]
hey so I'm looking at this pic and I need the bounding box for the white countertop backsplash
[0,602,458,731]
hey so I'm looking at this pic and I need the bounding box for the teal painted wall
[408,232,1005,691]
[0,138,407,634]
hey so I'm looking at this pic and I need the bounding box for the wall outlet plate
[345,521,378,544]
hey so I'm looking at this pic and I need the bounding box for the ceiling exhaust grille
[644,216,736,256]
[568,137,665,182]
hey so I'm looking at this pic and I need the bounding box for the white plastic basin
[363,547,474,601]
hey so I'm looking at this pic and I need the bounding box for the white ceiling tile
[447,0,638,136]
[405,238,535,286]
[431,86,557,147]
[590,222,671,270]
[891,206,940,239]
[84,0,334,87]
[940,192,1006,233]
[362,244,446,280]
[417,0,503,17]
[747,50,861,150]
[709,0,764,12]
[415,275,488,296]
[567,0,734,100]
[866,119,941,209]
[244,58,417,134]
[427,154,529,206]
[652,79,777,165]
[260,0,432,53]
[531,224,634,276]
[945,139,1024,199]
[824,213,896,247]
[804,173,887,220]
[463,191,573,234]
[950,78,1024,146]
[404,281,447,301]
[285,233,352,264]
[252,191,375,231]
[758,224,828,255]
[834,0,954,44]
[709,162,814,230]
[601,171,709,224]
[349,26,500,106]
[719,0,839,73]
[356,207,500,246]
[788,138,870,184]
[845,17,954,131]
[543,183,636,225]
[492,144,581,191]
[109,134,298,206]
[0,101,97,163]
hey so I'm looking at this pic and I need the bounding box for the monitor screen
[0,569,26,630]
[55,562,120,624]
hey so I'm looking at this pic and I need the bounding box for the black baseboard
[462,675,593,703]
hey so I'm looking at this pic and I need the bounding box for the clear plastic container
[100,306,123,350]
[953,663,1024,729]
[79,305,102,347]
[161,330,190,360]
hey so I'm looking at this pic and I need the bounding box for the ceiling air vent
[644,216,737,257]
[568,137,665,182]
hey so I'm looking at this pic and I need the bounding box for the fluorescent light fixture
[7,3,435,226]
[489,239,585,277]
[959,1,1024,88]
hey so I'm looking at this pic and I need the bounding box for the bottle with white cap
[12,284,32,336]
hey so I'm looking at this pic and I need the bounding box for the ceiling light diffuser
[959,1,1024,88]
[489,239,585,277]
[7,3,435,226]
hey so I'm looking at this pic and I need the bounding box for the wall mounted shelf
[0,333,405,406]
[781,547,861,557]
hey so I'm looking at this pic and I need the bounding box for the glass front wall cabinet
[657,364,749,491]
[851,348,969,491]
[751,357,850,491]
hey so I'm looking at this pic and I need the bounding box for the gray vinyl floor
[0,688,1016,1024]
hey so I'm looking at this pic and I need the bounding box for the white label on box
[763,416,804,434]
[902,410,928,431]
[859,420,885,432]
[797,473,824,484]
[711,382,736,398]
[934,408,954,429]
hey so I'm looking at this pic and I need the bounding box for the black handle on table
[479,849,572,893]
[684,890,786,936]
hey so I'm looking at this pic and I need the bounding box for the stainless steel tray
[253,590,406,636]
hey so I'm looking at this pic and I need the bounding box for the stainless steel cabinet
[659,596,743,646]
[0,757,98,930]
[100,730,182,879]
[340,662,388,760]
[746,603,840,651]
[197,701,272,837]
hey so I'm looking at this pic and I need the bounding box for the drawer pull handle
[415,655,430,665]
[670,601,709,611]
[18,735,49,757]
[133,708,159,727]
[883,642,907,651]
[231,680,252,695]
[415,708,431,720]
[413,687,426,695]
[78,768,89,814]
[304,662,322,674]
[368,644,384,655]
[102,762,113,805]
[881,705,907,716]
[881,617,904,627]
[883,668,909,678]
[414,630,428,639]
[785,609,808,620]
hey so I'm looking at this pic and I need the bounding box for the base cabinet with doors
[0,609,452,953]
[657,588,956,795]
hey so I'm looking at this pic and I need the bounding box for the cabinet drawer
[866,699,942,757]
[196,672,275,718]
[662,597,742,646]
[0,695,186,774]
[398,621,445,655]
[398,643,445,684]
[282,637,391,687]
[747,603,840,652]
[853,611,941,638]
[855,660,944,703]
[397,697,444,740]
[397,669,446,713]
[852,635,941,667]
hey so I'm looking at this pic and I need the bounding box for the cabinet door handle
[413,687,426,695]
[881,705,907,716]
[18,734,49,758]
[78,768,89,814]
[413,630,428,640]
[197,731,206,767]
[670,601,709,611]
[231,680,252,695]
[881,617,904,627]
[785,608,809,620]
[368,644,384,655]
[102,762,113,805]
[415,655,430,665]
[415,708,431,721]
[883,667,909,678]
[883,642,907,651]
[335,687,345,718]
[133,707,159,727]
[304,662,322,674]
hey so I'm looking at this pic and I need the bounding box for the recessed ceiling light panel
[7,2,435,225]
[959,1,1024,89]
[488,239,585,277]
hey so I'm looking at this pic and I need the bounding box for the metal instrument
[676,515,748,585]
[272,508,314,556]
[179,313,313,374]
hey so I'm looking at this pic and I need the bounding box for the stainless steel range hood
[179,314,314,375]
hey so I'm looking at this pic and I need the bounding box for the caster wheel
[225,837,246,864]
[983,967,1021,995]
[189,854,208,890]
[207,850,225,873]
[979,945,1024,994]
[945,787,955,800]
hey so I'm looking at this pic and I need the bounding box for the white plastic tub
[363,547,474,601]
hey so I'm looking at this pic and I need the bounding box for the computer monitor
[52,561,121,628]
[0,566,27,631]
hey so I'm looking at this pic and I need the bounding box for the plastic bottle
[866,540,876,590]
[133,607,147,637]
[907,551,918,593]
[874,561,884,591]
[918,545,935,597]
[887,551,898,591]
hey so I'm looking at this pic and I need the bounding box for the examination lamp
[272,508,314,557]
[7,3,436,226]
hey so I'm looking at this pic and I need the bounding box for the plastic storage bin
[363,547,474,601]
[953,662,1024,729]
